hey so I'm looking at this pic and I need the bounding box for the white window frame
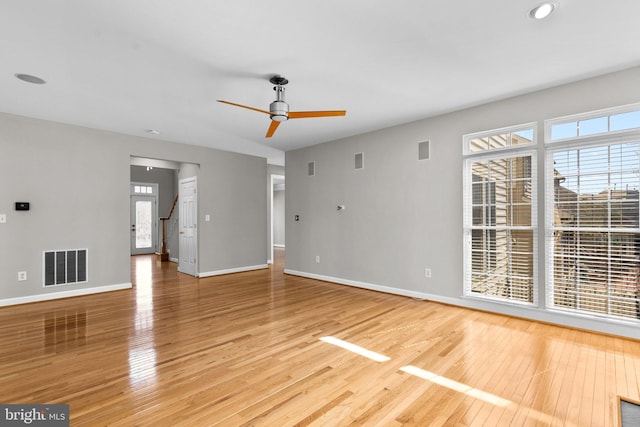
[545,107,640,323]
[463,123,538,306]
[545,102,640,145]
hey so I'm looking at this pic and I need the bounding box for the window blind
[548,141,640,320]
[464,124,537,305]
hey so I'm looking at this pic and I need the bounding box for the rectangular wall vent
[418,140,430,160]
[355,152,364,170]
[44,249,88,287]
[308,161,316,176]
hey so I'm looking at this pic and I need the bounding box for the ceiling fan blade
[265,120,281,138]
[288,110,347,119]
[217,100,271,115]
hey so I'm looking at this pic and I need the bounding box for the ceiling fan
[218,75,346,138]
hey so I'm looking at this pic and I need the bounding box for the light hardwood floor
[1,248,639,426]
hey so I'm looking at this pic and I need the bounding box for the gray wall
[273,190,285,246]
[0,113,267,302]
[285,66,640,339]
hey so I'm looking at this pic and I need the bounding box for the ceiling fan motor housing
[270,85,289,121]
[270,101,288,121]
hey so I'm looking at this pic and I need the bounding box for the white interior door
[178,177,198,276]
[130,194,158,255]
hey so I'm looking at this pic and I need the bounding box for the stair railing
[159,194,178,261]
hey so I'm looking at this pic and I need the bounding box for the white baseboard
[0,283,132,307]
[169,257,179,263]
[273,244,285,248]
[199,264,268,278]
[283,269,640,340]
[283,269,437,300]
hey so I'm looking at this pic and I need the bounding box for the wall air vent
[355,152,364,170]
[418,140,430,160]
[308,161,316,176]
[43,249,88,287]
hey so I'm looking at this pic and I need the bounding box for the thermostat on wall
[15,202,30,211]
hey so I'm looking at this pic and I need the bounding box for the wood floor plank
[564,334,588,425]
[553,329,580,422]
[623,338,640,402]
[0,249,639,426]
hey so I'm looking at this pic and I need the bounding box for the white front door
[130,194,158,255]
[178,177,198,276]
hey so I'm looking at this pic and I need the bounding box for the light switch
[205,214,211,222]
[0,214,6,223]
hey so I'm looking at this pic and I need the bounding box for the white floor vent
[43,249,88,287]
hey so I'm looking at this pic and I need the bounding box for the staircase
[159,194,178,262]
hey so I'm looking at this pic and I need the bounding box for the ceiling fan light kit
[218,75,346,138]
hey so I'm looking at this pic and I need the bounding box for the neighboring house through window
[463,104,640,324]
[546,104,640,321]
[463,124,537,305]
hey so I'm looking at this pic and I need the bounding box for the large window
[546,106,640,321]
[463,125,537,305]
[463,105,640,324]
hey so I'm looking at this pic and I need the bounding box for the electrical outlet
[424,268,431,278]
[315,255,320,263]
[18,271,27,281]
[0,214,6,223]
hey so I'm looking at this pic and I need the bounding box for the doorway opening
[130,157,199,277]
[270,174,285,265]
[130,183,158,255]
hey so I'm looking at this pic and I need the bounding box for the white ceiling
[2,1,640,166]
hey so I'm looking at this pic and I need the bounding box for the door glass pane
[136,200,153,249]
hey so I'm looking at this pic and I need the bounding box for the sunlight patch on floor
[319,336,391,362]
[400,365,511,407]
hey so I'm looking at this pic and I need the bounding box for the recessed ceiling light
[529,2,558,19]
[15,73,46,84]
[145,129,160,135]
